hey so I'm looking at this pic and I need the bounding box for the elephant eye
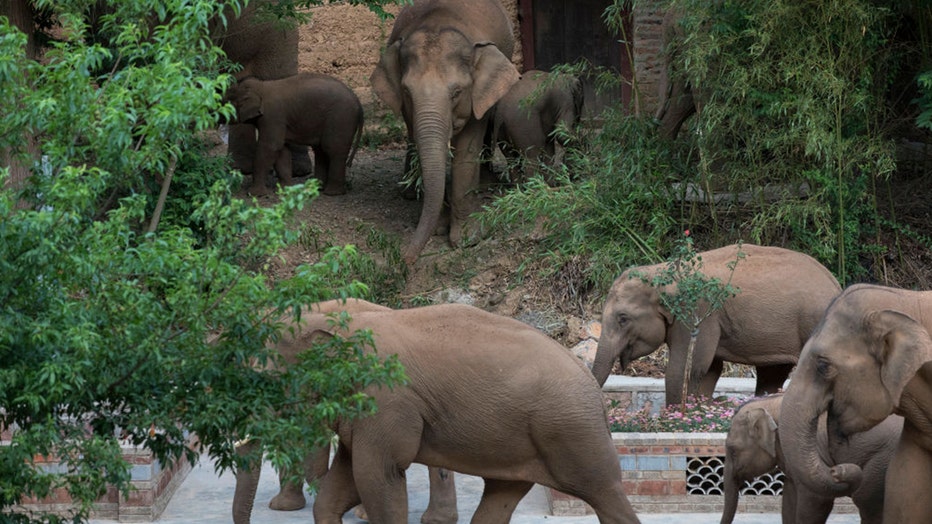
[616,313,630,326]
[816,357,836,379]
[450,87,463,101]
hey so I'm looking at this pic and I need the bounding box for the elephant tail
[346,106,364,168]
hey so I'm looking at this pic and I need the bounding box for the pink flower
[684,229,691,237]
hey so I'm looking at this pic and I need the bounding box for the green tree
[0,1,405,522]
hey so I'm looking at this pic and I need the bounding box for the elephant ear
[371,40,404,116]
[746,407,778,459]
[235,83,264,123]
[471,42,520,120]
[864,309,932,408]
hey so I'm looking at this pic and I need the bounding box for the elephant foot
[269,489,307,511]
[321,182,347,196]
[352,504,369,521]
[420,506,458,524]
[246,182,272,197]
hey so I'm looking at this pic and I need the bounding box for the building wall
[297,0,665,115]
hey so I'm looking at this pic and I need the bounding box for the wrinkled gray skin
[305,300,640,524]
[491,70,584,182]
[780,284,932,522]
[722,394,899,524]
[225,73,364,196]
[216,1,313,177]
[885,360,932,523]
[593,244,841,406]
[371,0,520,265]
[232,299,457,524]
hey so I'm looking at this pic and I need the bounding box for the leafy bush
[608,395,745,433]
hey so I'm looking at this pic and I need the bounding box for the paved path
[90,454,860,523]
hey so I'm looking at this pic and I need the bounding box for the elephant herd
[224,0,584,266]
[231,241,932,524]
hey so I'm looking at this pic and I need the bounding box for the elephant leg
[321,149,348,196]
[469,478,533,524]
[350,452,409,524]
[448,116,487,247]
[698,358,723,398]
[665,324,721,405]
[794,487,834,524]
[229,122,258,174]
[273,147,293,187]
[288,143,313,178]
[269,465,306,511]
[780,476,797,524]
[249,141,282,196]
[755,363,793,396]
[313,443,361,524]
[421,467,457,524]
[232,440,262,524]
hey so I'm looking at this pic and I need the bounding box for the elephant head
[780,297,932,497]
[592,272,671,386]
[225,78,263,124]
[370,28,519,265]
[721,399,780,524]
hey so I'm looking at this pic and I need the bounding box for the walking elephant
[232,299,458,524]
[779,284,932,523]
[370,0,521,265]
[224,73,364,196]
[274,300,639,524]
[592,244,841,405]
[722,394,898,524]
[491,70,584,182]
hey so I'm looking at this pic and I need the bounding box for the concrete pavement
[90,454,860,523]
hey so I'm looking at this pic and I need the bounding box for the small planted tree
[637,233,743,410]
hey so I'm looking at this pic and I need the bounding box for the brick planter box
[10,444,192,522]
[548,431,857,515]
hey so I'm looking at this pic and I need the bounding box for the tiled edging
[10,444,192,522]
[548,431,858,515]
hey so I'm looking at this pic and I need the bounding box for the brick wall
[11,446,192,522]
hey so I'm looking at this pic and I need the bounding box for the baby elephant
[723,394,899,524]
[491,69,583,182]
[225,73,364,196]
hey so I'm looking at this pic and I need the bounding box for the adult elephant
[370,0,520,265]
[284,300,638,524]
[592,244,841,405]
[780,284,932,522]
[721,394,899,524]
[232,299,458,524]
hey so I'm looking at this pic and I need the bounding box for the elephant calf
[723,394,898,524]
[224,73,364,196]
[492,69,583,182]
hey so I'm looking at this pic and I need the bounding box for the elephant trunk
[591,339,622,387]
[779,379,862,496]
[232,440,262,524]
[403,106,452,265]
[720,458,740,524]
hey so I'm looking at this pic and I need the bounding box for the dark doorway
[520,0,632,117]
